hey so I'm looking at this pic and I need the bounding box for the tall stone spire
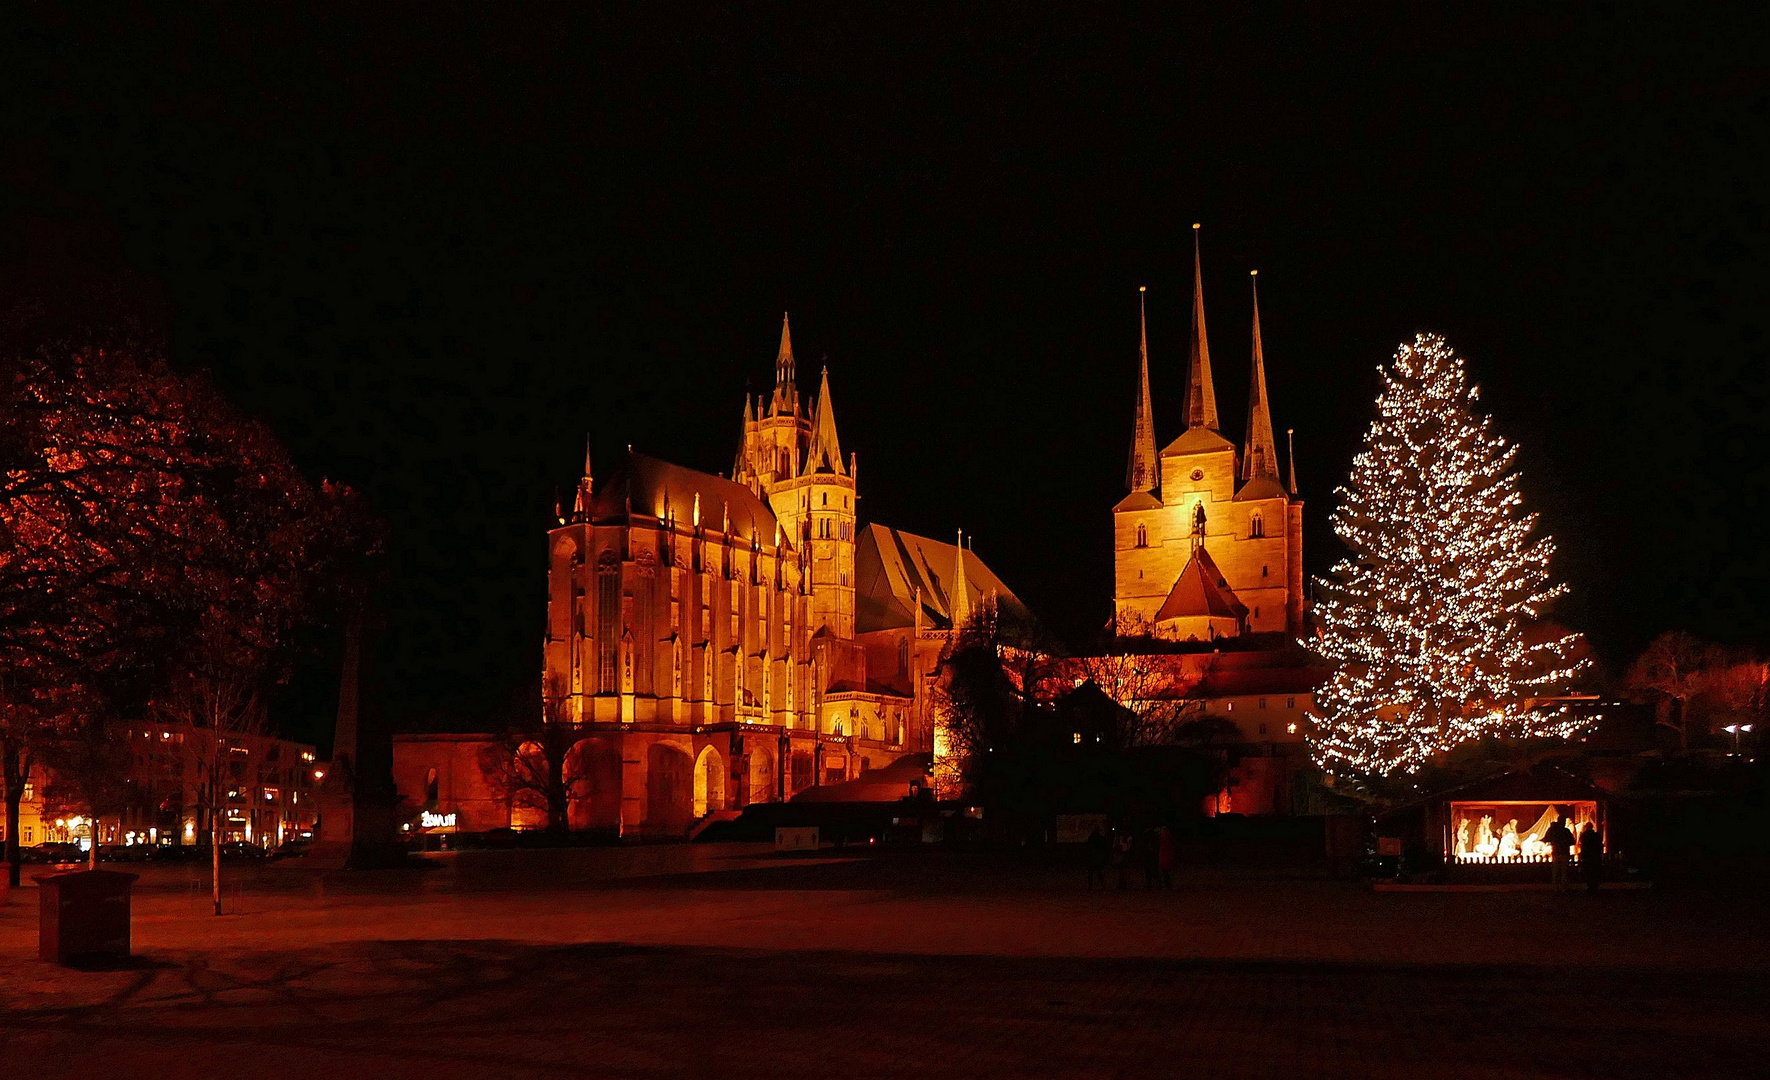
[1241,271,1279,483]
[1286,427,1298,496]
[949,529,972,629]
[572,433,593,518]
[806,366,845,475]
[1126,286,1160,493]
[1184,223,1219,431]
[772,313,797,414]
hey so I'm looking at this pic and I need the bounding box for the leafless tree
[478,675,579,835]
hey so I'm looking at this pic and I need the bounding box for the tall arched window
[1192,503,1207,536]
[1249,513,1264,539]
[424,767,439,807]
[597,556,621,693]
[1135,523,1148,548]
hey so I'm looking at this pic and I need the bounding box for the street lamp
[1723,723,1754,755]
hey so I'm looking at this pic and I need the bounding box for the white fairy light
[1307,334,1589,778]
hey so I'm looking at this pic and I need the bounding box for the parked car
[97,844,154,863]
[218,841,268,860]
[23,842,85,864]
[267,839,310,860]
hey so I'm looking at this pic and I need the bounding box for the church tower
[1113,227,1305,640]
[732,315,857,641]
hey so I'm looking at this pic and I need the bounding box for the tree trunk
[3,741,24,887]
[211,727,223,915]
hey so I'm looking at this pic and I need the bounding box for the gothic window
[822,492,828,506]
[1135,523,1147,548]
[1250,513,1264,539]
[597,562,620,693]
[1192,503,1207,535]
[634,573,656,695]
[898,638,909,674]
[424,768,439,807]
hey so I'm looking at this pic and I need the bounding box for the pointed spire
[806,366,845,475]
[1286,427,1298,496]
[773,313,797,414]
[1126,285,1160,493]
[949,529,972,629]
[572,434,593,519]
[1241,270,1279,484]
[1185,223,1219,431]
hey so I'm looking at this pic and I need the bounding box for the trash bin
[34,868,139,966]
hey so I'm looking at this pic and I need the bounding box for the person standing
[1085,827,1109,889]
[1156,824,1175,889]
[1546,811,1574,891]
[1579,821,1603,892]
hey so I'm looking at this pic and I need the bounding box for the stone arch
[563,737,621,831]
[748,742,776,804]
[509,740,550,830]
[693,745,726,818]
[646,743,694,832]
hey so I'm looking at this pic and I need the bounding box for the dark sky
[5,6,1766,747]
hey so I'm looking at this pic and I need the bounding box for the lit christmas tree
[1309,334,1587,780]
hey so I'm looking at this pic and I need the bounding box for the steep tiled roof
[1155,543,1248,623]
[590,450,780,546]
[855,523,1027,633]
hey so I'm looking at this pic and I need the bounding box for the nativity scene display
[1450,801,1601,864]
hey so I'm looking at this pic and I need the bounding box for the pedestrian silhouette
[1579,821,1603,892]
[1085,827,1109,888]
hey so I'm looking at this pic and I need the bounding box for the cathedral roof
[1155,544,1248,623]
[1233,476,1291,503]
[854,523,1027,633]
[1161,426,1235,456]
[1113,490,1162,513]
[590,450,781,547]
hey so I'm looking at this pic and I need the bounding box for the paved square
[3,847,1766,1078]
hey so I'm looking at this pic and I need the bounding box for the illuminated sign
[419,811,457,830]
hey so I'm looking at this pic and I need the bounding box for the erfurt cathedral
[1114,226,1305,642]
[541,318,1024,836]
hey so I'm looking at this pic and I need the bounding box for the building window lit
[1225,701,1234,712]
[1073,732,1082,744]
[1287,723,1298,734]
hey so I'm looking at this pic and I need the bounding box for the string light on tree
[1308,334,1588,779]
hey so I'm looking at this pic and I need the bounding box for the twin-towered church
[1113,226,1306,643]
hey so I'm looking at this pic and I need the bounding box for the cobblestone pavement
[2,849,1767,1079]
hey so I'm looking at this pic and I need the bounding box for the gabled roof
[854,523,1027,632]
[1234,476,1290,503]
[1162,426,1236,456]
[591,450,781,546]
[1113,490,1163,513]
[1155,544,1248,623]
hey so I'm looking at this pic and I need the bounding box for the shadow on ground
[3,939,1766,1080]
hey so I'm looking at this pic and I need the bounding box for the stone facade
[533,317,1026,837]
[1115,234,1304,641]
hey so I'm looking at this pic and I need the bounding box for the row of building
[1,722,321,853]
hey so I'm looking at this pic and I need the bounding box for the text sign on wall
[419,811,457,830]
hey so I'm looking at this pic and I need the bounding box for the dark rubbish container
[35,868,139,966]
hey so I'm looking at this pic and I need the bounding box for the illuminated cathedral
[1114,226,1305,642]
[539,318,1024,835]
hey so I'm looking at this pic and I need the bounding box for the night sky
[5,7,1766,747]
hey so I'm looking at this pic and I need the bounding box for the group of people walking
[1086,824,1173,889]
